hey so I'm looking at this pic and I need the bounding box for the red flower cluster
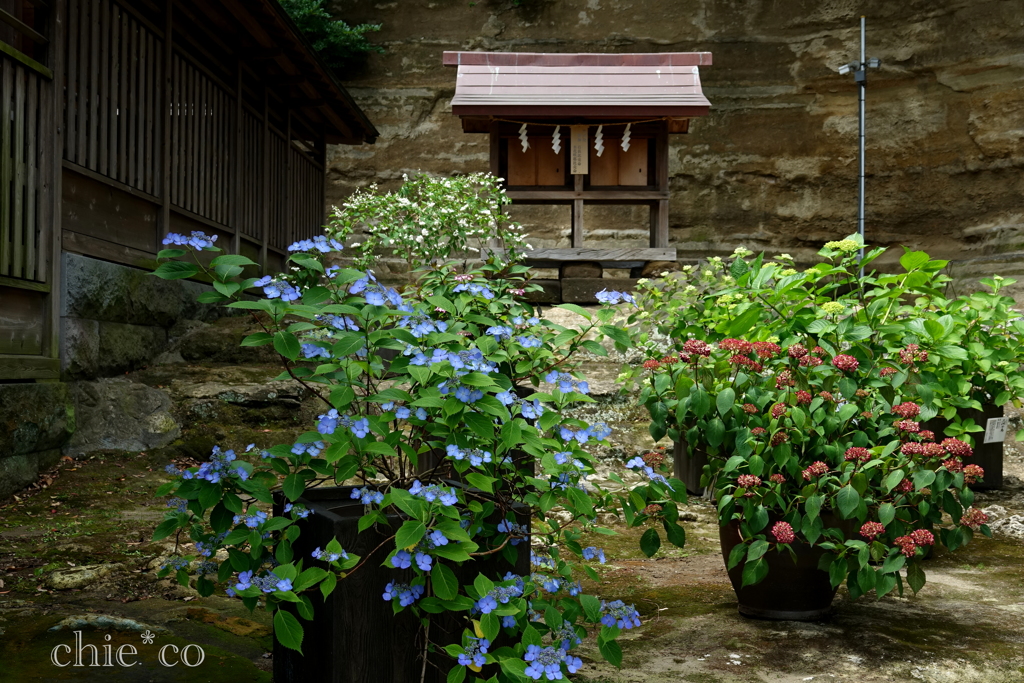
[899,344,928,365]
[818,391,835,402]
[894,535,918,557]
[892,402,921,419]
[941,438,973,458]
[910,529,935,546]
[963,464,985,484]
[844,447,872,462]
[728,355,764,372]
[922,443,945,458]
[771,521,795,544]
[942,458,964,473]
[832,354,860,372]
[894,420,921,433]
[896,478,914,493]
[752,341,781,358]
[769,473,786,484]
[683,339,711,357]
[802,461,829,480]
[795,390,813,405]
[961,507,989,529]
[642,359,662,370]
[751,427,767,436]
[642,503,663,516]
[720,338,753,354]
[736,474,762,488]
[879,367,898,378]
[860,521,885,540]
[918,429,935,442]
[643,450,666,467]
[660,355,679,365]
[771,431,790,446]
[787,344,808,359]
[775,370,796,388]
[742,403,759,414]
[770,403,788,419]
[799,354,823,367]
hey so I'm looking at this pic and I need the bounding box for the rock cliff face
[325,0,1024,292]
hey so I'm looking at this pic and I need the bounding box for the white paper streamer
[621,123,631,152]
[519,123,530,153]
[551,126,561,154]
[594,125,604,157]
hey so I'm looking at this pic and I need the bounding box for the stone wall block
[561,278,638,304]
[65,378,180,457]
[0,383,74,456]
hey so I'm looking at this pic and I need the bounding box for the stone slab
[524,279,561,304]
[64,378,180,457]
[0,383,74,456]
[561,278,639,304]
[560,261,603,279]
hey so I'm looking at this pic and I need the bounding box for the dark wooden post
[259,85,268,270]
[231,58,242,256]
[572,174,584,248]
[47,0,67,371]
[159,0,172,246]
[651,119,669,249]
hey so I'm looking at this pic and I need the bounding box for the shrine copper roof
[443,51,713,118]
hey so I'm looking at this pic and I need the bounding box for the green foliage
[148,194,674,678]
[597,234,1015,599]
[279,0,383,73]
[328,172,529,272]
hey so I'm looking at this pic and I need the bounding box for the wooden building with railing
[0,0,377,381]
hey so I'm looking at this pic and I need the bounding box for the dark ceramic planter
[672,440,708,496]
[719,514,854,620]
[924,403,1004,491]
[273,486,529,683]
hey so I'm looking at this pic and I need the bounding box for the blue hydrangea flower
[519,399,544,420]
[457,637,490,668]
[312,547,348,563]
[595,289,636,306]
[317,409,339,435]
[391,550,412,569]
[544,371,589,395]
[351,487,384,505]
[453,282,495,299]
[582,546,607,564]
[302,343,330,359]
[486,325,513,341]
[497,519,529,545]
[600,599,642,629]
[233,570,254,592]
[383,582,424,606]
[162,231,218,250]
[516,335,542,348]
[496,390,516,406]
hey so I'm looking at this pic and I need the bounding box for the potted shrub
[149,174,687,682]
[601,237,1009,618]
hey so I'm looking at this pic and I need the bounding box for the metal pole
[858,16,866,268]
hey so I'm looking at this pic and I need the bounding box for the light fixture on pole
[837,16,881,268]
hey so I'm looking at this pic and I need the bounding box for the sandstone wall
[325,0,1024,290]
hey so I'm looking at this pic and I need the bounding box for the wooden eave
[196,0,378,145]
[444,51,712,132]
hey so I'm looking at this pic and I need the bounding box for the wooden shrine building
[444,51,712,295]
[0,0,377,381]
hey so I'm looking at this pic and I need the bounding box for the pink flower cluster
[894,529,935,557]
[752,341,781,358]
[802,461,829,480]
[771,521,795,544]
[941,438,973,458]
[899,344,928,365]
[894,420,920,433]
[860,521,885,540]
[892,402,921,419]
[769,473,786,484]
[736,474,762,489]
[832,354,859,372]
[795,390,813,406]
[879,367,898,378]
[775,370,796,388]
[771,431,790,446]
[742,403,759,414]
[961,507,989,529]
[770,403,788,419]
[894,535,917,557]
[844,447,872,463]
[787,344,807,359]
[720,338,753,354]
[683,339,711,357]
[643,359,662,370]
[728,355,763,372]
[963,464,985,484]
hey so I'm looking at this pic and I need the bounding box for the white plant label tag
[984,417,1007,444]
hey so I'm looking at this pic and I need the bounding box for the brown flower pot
[719,514,854,620]
[672,440,708,496]
[924,403,1003,491]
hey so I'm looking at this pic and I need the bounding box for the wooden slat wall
[289,143,322,243]
[63,0,161,195]
[57,0,330,263]
[0,56,47,282]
